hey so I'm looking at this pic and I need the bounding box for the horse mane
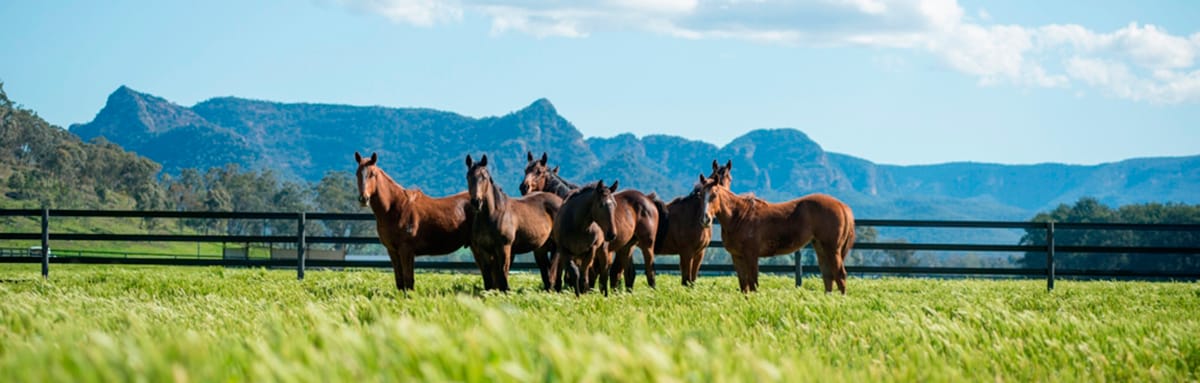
[563,181,601,201]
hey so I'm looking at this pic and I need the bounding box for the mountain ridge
[70,86,1200,221]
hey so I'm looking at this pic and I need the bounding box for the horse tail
[837,203,855,276]
[649,193,669,254]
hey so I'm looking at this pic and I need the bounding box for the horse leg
[498,245,513,292]
[690,249,706,286]
[596,247,611,297]
[399,250,416,291]
[679,251,693,287]
[824,240,848,295]
[386,248,406,292]
[611,247,633,291]
[746,256,760,292]
[641,246,657,289]
[813,241,835,294]
[730,253,750,293]
[534,248,553,291]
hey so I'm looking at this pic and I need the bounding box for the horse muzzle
[518,183,530,196]
[604,232,616,242]
[358,196,368,206]
[701,215,713,228]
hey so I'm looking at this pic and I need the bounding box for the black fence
[2,208,1199,291]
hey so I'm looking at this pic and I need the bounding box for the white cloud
[343,0,1200,103]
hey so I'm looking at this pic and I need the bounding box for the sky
[1,0,1198,166]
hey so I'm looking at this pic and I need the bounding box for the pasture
[1,264,1197,382]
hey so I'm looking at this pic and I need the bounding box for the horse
[702,177,855,294]
[521,152,577,199]
[553,180,618,296]
[520,152,662,291]
[464,154,562,291]
[646,174,716,287]
[355,151,474,291]
[709,159,732,187]
[601,180,663,291]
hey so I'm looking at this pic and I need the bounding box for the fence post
[1045,221,1055,292]
[41,207,49,279]
[794,251,803,288]
[297,212,306,280]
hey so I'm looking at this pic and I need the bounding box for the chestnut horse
[465,154,562,291]
[553,180,618,296]
[355,152,473,291]
[704,179,855,294]
[521,152,662,290]
[647,174,716,287]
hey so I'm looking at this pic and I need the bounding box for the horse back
[408,191,474,255]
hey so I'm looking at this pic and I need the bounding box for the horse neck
[564,190,598,230]
[369,169,410,215]
[713,188,752,226]
[547,174,577,198]
[480,178,509,216]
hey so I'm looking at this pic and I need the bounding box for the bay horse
[521,152,663,290]
[601,180,662,291]
[355,152,474,291]
[553,180,618,296]
[521,152,577,199]
[646,174,716,287]
[703,177,855,294]
[464,154,562,291]
[709,159,732,187]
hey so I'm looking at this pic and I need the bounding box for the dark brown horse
[520,152,577,199]
[553,180,618,296]
[521,152,663,290]
[465,154,562,291]
[709,159,732,187]
[704,178,855,294]
[647,174,716,286]
[355,152,474,291]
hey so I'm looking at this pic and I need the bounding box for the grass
[0,264,1197,382]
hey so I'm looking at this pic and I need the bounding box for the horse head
[521,151,550,196]
[695,173,716,228]
[591,179,619,242]
[465,154,492,211]
[354,151,380,206]
[709,159,732,188]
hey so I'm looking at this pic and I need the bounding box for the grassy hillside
[1,265,1196,382]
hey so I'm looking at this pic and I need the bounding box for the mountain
[71,87,1200,224]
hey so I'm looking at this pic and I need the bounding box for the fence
[2,208,1199,291]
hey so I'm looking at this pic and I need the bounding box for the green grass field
[0,264,1196,382]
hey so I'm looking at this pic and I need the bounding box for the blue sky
[1,0,1197,165]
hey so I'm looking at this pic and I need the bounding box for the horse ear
[698,173,706,184]
[597,179,604,189]
[712,160,719,172]
[465,154,473,168]
[527,151,534,162]
[540,152,548,166]
[609,180,619,192]
[724,160,732,170]
[480,154,488,167]
[368,152,378,166]
[355,151,363,163]
[552,166,559,174]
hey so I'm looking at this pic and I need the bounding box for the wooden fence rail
[3,209,1199,291]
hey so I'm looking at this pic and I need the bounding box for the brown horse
[465,154,562,291]
[521,152,662,291]
[553,180,618,296]
[647,174,716,286]
[704,178,855,294]
[601,181,662,291]
[709,159,732,187]
[521,152,577,199]
[355,152,474,291]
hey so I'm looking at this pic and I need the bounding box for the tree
[1020,197,1200,272]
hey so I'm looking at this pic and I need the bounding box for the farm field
[0,265,1197,382]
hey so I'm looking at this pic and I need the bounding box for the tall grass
[1,264,1196,382]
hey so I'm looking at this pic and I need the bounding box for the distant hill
[71,86,1200,224]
